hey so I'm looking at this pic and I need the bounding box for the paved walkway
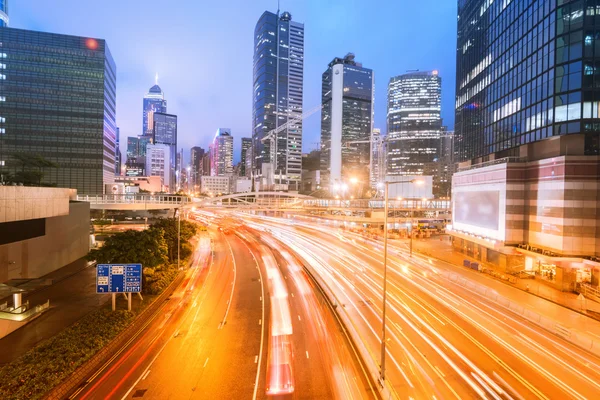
[0,258,110,365]
[392,235,600,323]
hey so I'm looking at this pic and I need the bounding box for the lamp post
[380,177,424,384]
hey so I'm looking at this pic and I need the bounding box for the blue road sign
[97,264,142,293]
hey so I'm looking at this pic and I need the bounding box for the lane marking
[220,235,238,329]
[291,293,294,298]
[306,351,309,359]
[259,319,262,325]
[255,355,258,363]
[298,314,301,321]
[239,237,266,400]
[203,358,209,368]
[142,370,151,380]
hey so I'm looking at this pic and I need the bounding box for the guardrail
[77,194,190,206]
[303,198,451,210]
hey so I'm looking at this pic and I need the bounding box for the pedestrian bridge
[197,191,312,210]
[77,194,191,210]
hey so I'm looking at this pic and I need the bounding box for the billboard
[454,191,500,231]
[97,264,142,293]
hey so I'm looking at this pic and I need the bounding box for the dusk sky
[13,0,457,163]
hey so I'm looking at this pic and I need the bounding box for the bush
[0,309,133,400]
[144,265,179,295]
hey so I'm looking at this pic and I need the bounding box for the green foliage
[5,153,58,186]
[0,309,133,400]
[149,218,198,263]
[88,229,168,268]
[143,265,179,295]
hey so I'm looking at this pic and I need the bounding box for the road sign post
[97,264,143,311]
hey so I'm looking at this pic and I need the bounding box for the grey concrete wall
[0,201,90,282]
[0,187,76,223]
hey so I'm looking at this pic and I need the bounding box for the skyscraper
[126,137,140,159]
[320,53,374,191]
[145,143,171,192]
[115,127,122,176]
[387,71,443,195]
[0,28,116,194]
[143,77,167,138]
[240,137,252,177]
[252,10,304,188]
[152,112,177,187]
[210,129,233,177]
[0,0,8,27]
[451,0,600,274]
[190,146,205,191]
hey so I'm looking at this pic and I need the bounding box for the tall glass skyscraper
[456,0,599,162]
[210,128,233,177]
[0,28,116,194]
[152,112,177,187]
[240,137,252,177]
[0,0,8,27]
[143,81,167,138]
[320,53,374,191]
[387,71,443,194]
[252,10,304,188]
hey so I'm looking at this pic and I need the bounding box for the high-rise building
[451,0,600,278]
[115,127,122,176]
[439,128,454,198]
[0,0,8,27]
[244,145,253,179]
[320,53,374,191]
[127,137,140,159]
[240,137,252,177]
[210,129,233,177]
[143,77,167,138]
[202,151,211,177]
[0,28,116,194]
[190,146,205,192]
[387,71,443,195]
[371,128,383,188]
[145,143,171,192]
[152,112,177,186]
[252,10,304,188]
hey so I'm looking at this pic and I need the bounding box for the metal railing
[77,194,190,206]
[303,198,451,210]
[457,156,527,172]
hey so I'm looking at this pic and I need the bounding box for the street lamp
[380,177,424,384]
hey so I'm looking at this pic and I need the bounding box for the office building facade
[152,112,177,187]
[452,0,600,286]
[190,146,204,192]
[115,127,122,176]
[252,10,304,188]
[210,128,233,177]
[0,0,8,27]
[0,28,116,194]
[143,82,167,138]
[240,137,252,177]
[387,71,443,194]
[145,143,171,192]
[320,53,374,192]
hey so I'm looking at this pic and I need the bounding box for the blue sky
[13,0,457,163]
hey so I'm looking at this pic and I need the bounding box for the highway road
[72,217,375,400]
[241,214,600,400]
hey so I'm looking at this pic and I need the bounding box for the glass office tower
[456,0,599,162]
[143,83,167,138]
[240,137,252,177]
[152,112,177,187]
[0,0,8,27]
[320,53,374,191]
[0,28,116,194]
[252,10,304,188]
[387,71,443,194]
[210,128,233,177]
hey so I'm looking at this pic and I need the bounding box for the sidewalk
[397,235,600,322]
[0,258,109,365]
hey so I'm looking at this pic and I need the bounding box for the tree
[8,153,58,186]
[87,229,168,268]
[149,218,198,263]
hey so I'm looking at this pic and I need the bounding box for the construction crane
[259,104,323,185]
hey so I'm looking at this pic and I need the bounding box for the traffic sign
[97,264,142,293]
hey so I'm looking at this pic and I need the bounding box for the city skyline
[9,0,457,163]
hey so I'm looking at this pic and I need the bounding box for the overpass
[77,194,190,210]
[197,191,312,210]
